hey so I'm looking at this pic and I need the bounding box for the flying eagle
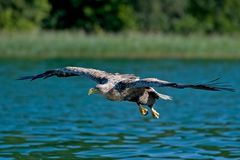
[18,66,234,118]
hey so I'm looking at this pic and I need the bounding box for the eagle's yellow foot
[151,108,160,119]
[138,105,148,116]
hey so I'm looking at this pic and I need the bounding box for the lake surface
[0,59,239,160]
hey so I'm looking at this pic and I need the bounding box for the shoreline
[1,31,240,59]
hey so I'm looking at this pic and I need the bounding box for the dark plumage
[18,66,234,118]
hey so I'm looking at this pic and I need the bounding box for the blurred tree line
[1,0,240,34]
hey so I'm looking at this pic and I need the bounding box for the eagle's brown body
[18,66,234,119]
[105,87,158,106]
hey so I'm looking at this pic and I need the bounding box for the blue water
[0,59,239,159]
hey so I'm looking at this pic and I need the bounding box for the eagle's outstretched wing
[17,66,110,84]
[123,78,235,92]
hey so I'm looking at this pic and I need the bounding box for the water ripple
[0,59,240,159]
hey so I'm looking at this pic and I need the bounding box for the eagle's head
[88,84,112,96]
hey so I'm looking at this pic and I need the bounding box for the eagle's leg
[149,106,160,119]
[137,103,148,116]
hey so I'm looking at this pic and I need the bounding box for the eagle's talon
[139,105,148,116]
[151,108,160,119]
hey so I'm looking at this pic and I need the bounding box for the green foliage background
[1,0,240,34]
[0,0,50,31]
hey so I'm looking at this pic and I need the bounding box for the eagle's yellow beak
[88,88,99,95]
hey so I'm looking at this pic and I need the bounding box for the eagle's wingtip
[203,78,235,92]
[16,76,35,81]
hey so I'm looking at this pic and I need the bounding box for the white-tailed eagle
[18,66,234,118]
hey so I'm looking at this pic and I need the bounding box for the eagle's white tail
[150,87,172,100]
[157,93,172,100]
